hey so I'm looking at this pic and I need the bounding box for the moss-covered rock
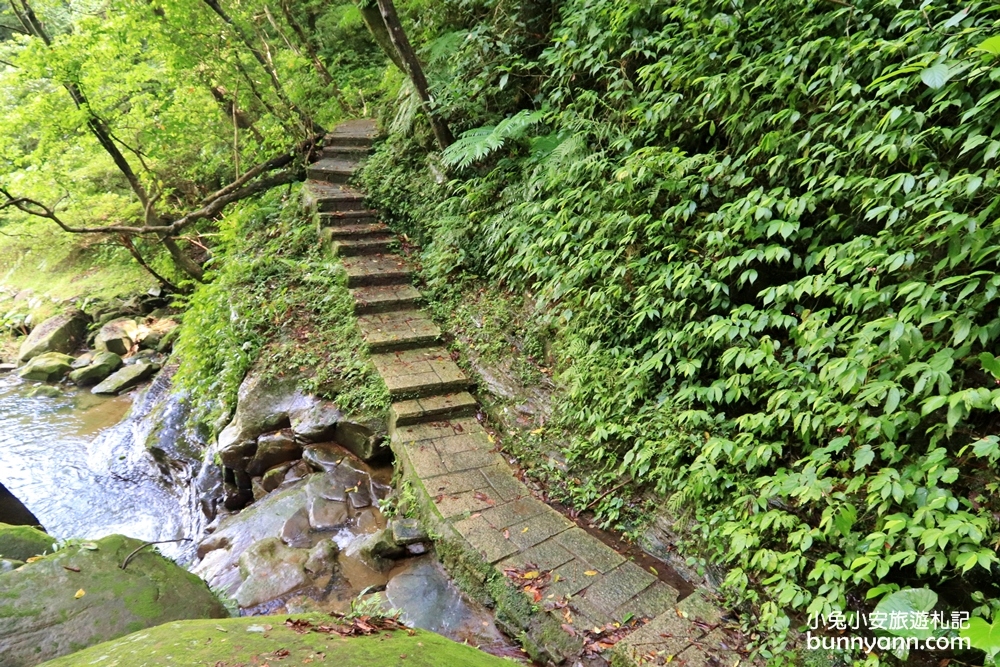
[91,361,158,395]
[68,351,124,386]
[17,352,75,381]
[17,312,87,363]
[0,534,228,667]
[0,522,56,560]
[36,614,513,667]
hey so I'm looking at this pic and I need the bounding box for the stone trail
[303,119,737,667]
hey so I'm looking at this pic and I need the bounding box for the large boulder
[216,370,302,469]
[17,352,75,382]
[216,368,349,472]
[91,361,158,395]
[17,312,87,363]
[0,523,56,561]
[35,614,515,667]
[94,318,140,355]
[68,351,123,386]
[0,534,228,667]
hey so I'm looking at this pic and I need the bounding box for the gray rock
[235,537,311,608]
[247,430,301,476]
[68,351,123,386]
[355,507,380,534]
[216,370,301,470]
[94,318,139,355]
[348,485,372,509]
[390,518,428,546]
[0,363,16,373]
[17,312,87,363]
[302,445,343,472]
[308,496,349,531]
[304,539,339,575]
[335,420,389,462]
[306,471,347,502]
[281,507,313,548]
[71,352,95,369]
[0,534,227,667]
[261,462,294,492]
[289,399,342,442]
[91,361,157,395]
[17,352,75,381]
[283,460,312,485]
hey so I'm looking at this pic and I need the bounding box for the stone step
[371,346,472,399]
[390,392,479,429]
[303,181,366,213]
[326,119,377,145]
[318,210,380,227]
[332,236,395,257]
[306,158,363,185]
[325,222,391,239]
[341,254,413,287]
[321,145,372,160]
[358,309,441,352]
[350,284,424,314]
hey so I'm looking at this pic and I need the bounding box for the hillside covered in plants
[2,0,1000,664]
[357,0,1000,661]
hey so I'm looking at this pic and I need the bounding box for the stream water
[0,371,212,560]
[0,370,520,657]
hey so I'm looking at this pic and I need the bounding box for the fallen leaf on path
[74,589,86,599]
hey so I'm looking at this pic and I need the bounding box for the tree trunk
[356,2,404,72]
[374,0,453,150]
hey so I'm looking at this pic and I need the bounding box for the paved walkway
[303,119,737,666]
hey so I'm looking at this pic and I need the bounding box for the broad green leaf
[962,618,1000,658]
[920,64,952,89]
[976,36,1000,56]
[873,589,938,639]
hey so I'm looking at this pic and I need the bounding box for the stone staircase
[303,119,738,667]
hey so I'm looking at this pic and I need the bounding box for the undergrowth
[362,0,1000,662]
[172,184,389,432]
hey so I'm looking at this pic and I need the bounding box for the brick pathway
[304,120,739,666]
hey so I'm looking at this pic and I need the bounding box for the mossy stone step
[306,157,363,184]
[371,346,471,398]
[332,236,395,257]
[390,392,479,428]
[341,254,413,287]
[321,144,372,159]
[350,284,424,314]
[303,181,366,213]
[325,222,390,239]
[358,309,441,352]
[318,210,380,227]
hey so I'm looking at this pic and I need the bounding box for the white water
[0,371,212,560]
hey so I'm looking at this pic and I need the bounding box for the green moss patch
[0,523,56,561]
[37,613,514,667]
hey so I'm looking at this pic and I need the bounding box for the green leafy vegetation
[361,0,1000,660]
[173,185,389,429]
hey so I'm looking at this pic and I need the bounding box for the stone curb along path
[303,120,737,667]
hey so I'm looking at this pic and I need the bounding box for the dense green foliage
[362,0,1000,659]
[173,185,389,429]
[0,0,386,282]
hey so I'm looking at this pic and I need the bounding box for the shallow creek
[0,372,516,655]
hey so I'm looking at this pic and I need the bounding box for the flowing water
[0,369,213,560]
